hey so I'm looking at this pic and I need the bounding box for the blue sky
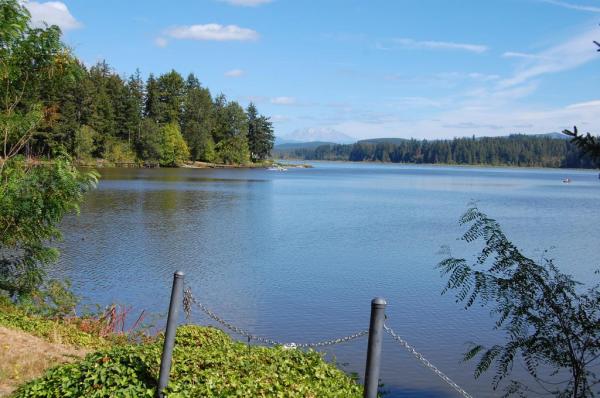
[25,0,600,141]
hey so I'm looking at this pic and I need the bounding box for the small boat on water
[562,178,571,184]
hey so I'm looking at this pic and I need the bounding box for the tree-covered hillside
[274,135,597,168]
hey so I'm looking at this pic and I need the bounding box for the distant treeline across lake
[274,135,597,168]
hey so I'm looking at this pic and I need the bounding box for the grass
[0,327,88,397]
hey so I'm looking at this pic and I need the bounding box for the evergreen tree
[247,103,275,161]
[181,73,215,161]
[122,69,144,146]
[144,74,160,122]
[156,70,185,124]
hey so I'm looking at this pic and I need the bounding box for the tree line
[275,135,598,168]
[16,60,274,167]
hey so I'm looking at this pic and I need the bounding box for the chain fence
[182,286,473,398]
[183,287,368,348]
[383,322,474,398]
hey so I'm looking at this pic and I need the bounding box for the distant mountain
[274,141,337,150]
[274,137,298,146]
[279,127,355,144]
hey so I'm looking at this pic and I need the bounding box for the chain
[184,287,472,397]
[383,323,474,398]
[183,287,367,348]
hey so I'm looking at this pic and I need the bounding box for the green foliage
[0,154,98,296]
[438,205,600,397]
[13,325,363,397]
[159,123,189,167]
[0,0,76,159]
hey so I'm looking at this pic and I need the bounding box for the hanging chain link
[383,323,474,398]
[183,287,368,348]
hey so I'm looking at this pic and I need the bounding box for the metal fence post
[363,297,387,398]
[157,271,184,398]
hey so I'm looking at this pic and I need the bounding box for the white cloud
[154,37,168,47]
[166,24,259,42]
[224,69,245,77]
[502,51,545,59]
[219,0,273,6]
[329,98,600,140]
[270,96,297,105]
[467,72,500,81]
[566,99,600,109]
[392,38,488,53]
[499,27,600,88]
[25,1,82,31]
[540,0,600,13]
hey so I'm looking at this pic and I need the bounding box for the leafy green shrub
[13,325,363,397]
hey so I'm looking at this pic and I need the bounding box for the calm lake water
[52,162,600,397]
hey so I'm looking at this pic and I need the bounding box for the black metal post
[157,271,184,398]
[363,297,386,398]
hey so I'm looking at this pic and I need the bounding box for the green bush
[13,325,363,397]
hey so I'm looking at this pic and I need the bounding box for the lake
[52,162,600,397]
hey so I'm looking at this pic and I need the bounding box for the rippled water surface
[53,163,600,397]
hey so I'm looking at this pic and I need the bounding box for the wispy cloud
[328,97,600,140]
[540,0,600,13]
[499,26,599,87]
[270,96,297,105]
[224,69,245,77]
[391,38,488,53]
[165,24,259,42]
[219,0,272,6]
[566,99,600,109]
[502,51,545,59]
[25,1,82,31]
